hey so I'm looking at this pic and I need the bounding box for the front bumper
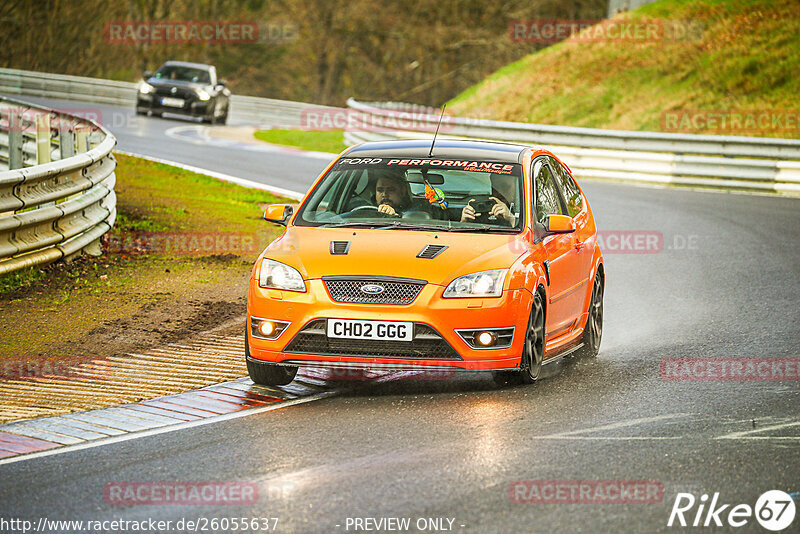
[136,93,212,116]
[246,278,531,371]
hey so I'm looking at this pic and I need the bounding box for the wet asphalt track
[1,97,799,533]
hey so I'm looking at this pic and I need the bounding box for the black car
[135,61,231,124]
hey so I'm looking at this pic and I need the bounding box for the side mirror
[545,214,575,234]
[263,204,293,226]
[143,71,153,79]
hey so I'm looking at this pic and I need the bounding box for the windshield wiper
[319,221,398,228]
[320,221,456,232]
[449,225,520,233]
[320,221,518,233]
[381,222,455,232]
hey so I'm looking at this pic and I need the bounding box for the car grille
[153,85,196,100]
[283,320,461,360]
[322,276,425,305]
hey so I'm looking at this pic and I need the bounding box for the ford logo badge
[360,284,385,295]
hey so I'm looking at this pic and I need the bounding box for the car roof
[343,139,531,164]
[160,61,213,70]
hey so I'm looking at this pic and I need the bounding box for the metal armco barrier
[345,99,800,194]
[0,96,117,275]
[3,68,799,194]
[0,67,330,128]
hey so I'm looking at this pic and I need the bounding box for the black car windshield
[154,66,211,84]
[295,157,525,233]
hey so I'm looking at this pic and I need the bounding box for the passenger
[460,172,517,226]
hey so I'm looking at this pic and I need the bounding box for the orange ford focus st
[246,140,604,386]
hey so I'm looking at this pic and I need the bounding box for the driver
[374,173,411,216]
[371,171,430,217]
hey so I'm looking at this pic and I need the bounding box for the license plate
[161,97,184,107]
[327,319,413,341]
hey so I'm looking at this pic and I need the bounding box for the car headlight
[258,259,305,292]
[139,81,154,94]
[443,269,508,298]
[196,89,211,101]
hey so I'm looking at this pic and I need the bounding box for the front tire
[245,333,297,386]
[493,292,544,386]
[574,271,603,358]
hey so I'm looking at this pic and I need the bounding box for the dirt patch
[205,125,260,144]
[76,269,249,361]
[0,254,252,364]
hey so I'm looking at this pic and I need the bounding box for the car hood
[260,226,526,286]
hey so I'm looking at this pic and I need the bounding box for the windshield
[154,66,211,84]
[296,157,525,233]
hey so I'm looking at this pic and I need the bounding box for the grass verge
[254,129,346,154]
[448,0,800,138]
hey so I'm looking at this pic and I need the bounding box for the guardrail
[0,96,117,275]
[3,68,798,195]
[345,99,800,195]
[0,67,329,128]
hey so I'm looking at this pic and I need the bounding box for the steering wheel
[402,209,432,220]
[340,205,382,219]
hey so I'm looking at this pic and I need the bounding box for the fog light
[258,321,276,337]
[476,331,496,347]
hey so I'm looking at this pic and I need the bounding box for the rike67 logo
[668,490,796,531]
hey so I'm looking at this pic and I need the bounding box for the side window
[551,158,583,217]
[534,161,565,223]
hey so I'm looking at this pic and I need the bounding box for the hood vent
[330,241,351,255]
[417,244,448,259]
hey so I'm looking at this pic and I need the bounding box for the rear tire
[492,292,544,386]
[245,332,297,386]
[574,271,603,358]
